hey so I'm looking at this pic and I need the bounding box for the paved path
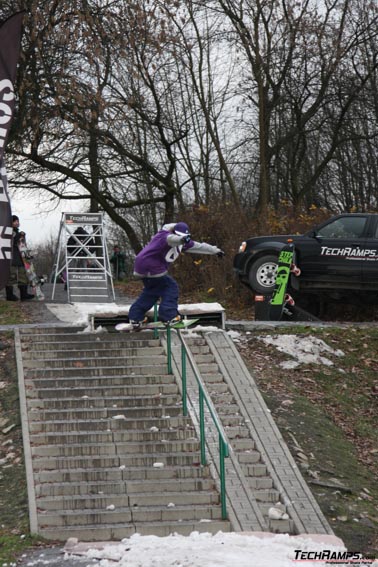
[0,283,135,329]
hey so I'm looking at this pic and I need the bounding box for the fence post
[199,388,206,465]
[181,344,187,416]
[153,304,159,339]
[166,326,172,374]
[219,435,228,519]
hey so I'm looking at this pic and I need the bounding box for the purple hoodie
[134,229,194,277]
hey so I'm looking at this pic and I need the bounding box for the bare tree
[5,0,193,252]
[213,0,378,217]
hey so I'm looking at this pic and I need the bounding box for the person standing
[67,226,96,270]
[5,215,34,301]
[128,222,224,329]
[110,245,126,280]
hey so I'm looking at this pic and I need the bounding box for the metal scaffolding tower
[51,212,115,303]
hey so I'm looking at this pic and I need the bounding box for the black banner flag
[0,12,24,290]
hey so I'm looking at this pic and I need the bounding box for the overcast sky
[9,192,86,247]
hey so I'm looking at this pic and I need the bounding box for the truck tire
[248,254,278,294]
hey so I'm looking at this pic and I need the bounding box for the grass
[0,302,30,326]
[0,533,41,566]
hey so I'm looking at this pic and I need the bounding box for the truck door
[362,217,378,289]
[300,215,368,286]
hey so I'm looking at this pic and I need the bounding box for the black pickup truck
[233,213,378,300]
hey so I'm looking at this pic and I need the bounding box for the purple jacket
[134,229,195,277]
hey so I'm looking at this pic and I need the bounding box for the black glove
[181,234,191,244]
[217,250,225,258]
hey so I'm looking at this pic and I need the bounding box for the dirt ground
[233,327,378,555]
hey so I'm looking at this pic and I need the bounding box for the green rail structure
[165,325,229,520]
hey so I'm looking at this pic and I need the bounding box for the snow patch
[259,334,344,368]
[66,531,346,567]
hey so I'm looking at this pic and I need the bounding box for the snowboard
[17,236,45,301]
[269,244,300,321]
[115,318,200,332]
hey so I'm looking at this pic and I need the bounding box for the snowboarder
[128,222,224,329]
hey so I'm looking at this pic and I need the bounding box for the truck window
[317,217,366,239]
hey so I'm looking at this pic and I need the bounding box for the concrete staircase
[16,327,231,541]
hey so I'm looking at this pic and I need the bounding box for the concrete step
[252,488,281,503]
[29,416,193,433]
[241,463,268,476]
[31,428,198,445]
[28,386,179,400]
[28,395,181,410]
[205,383,229,395]
[184,353,213,364]
[38,504,225,527]
[196,363,219,374]
[258,502,287,516]
[230,438,255,451]
[199,373,225,384]
[27,374,176,389]
[214,404,241,415]
[28,406,183,420]
[20,327,86,336]
[208,392,235,404]
[223,426,251,440]
[235,451,262,464]
[20,328,151,338]
[32,452,203,470]
[184,338,207,347]
[22,346,166,360]
[27,395,181,410]
[37,489,220,511]
[247,476,273,490]
[38,518,230,540]
[22,337,161,349]
[35,477,216,497]
[24,364,168,378]
[268,518,294,533]
[182,345,210,355]
[31,439,201,458]
[34,465,211,484]
[216,415,245,427]
[24,354,168,369]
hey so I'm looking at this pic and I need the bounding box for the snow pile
[65,531,346,567]
[46,302,225,327]
[259,334,344,369]
[227,330,243,341]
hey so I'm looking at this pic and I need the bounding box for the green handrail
[150,305,228,517]
[173,329,229,520]
[153,304,159,339]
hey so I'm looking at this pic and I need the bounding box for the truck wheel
[248,254,278,294]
